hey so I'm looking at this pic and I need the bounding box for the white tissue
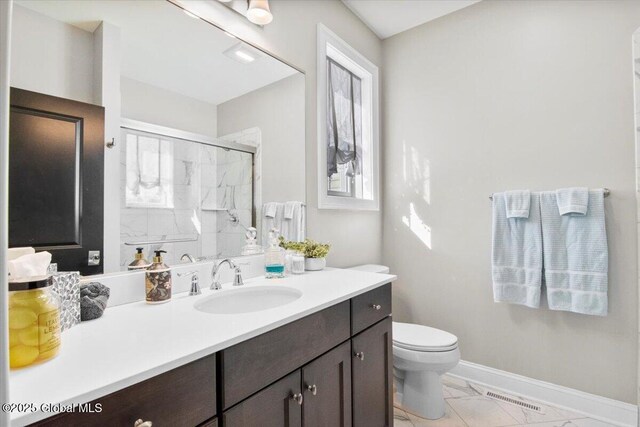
[8,247,35,261]
[8,251,52,280]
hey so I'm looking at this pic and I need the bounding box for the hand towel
[281,202,305,242]
[492,192,543,308]
[540,190,608,316]
[503,190,531,218]
[283,201,297,219]
[555,187,589,215]
[262,202,284,244]
[264,202,278,218]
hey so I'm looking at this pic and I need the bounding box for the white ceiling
[15,0,297,105]
[342,0,480,39]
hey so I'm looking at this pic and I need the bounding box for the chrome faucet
[180,253,196,263]
[178,270,201,296]
[211,258,244,290]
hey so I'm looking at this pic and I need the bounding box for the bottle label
[146,272,172,302]
[39,309,61,353]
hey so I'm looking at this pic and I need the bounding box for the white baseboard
[449,360,638,427]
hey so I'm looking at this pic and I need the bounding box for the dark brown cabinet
[33,354,217,427]
[301,342,352,427]
[352,317,393,427]
[223,371,302,427]
[220,302,350,409]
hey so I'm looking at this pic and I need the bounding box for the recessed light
[223,42,261,64]
[234,51,255,63]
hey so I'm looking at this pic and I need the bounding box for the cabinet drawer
[32,354,217,427]
[351,283,391,335]
[220,301,350,409]
[223,370,302,427]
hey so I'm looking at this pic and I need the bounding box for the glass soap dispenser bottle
[264,229,285,279]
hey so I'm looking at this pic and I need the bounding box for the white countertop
[9,268,395,426]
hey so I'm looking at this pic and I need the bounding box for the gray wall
[382,0,640,403]
[121,77,217,138]
[11,5,93,103]
[224,1,383,267]
[217,74,305,205]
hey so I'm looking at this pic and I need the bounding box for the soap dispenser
[145,250,172,304]
[264,229,285,279]
[128,247,151,271]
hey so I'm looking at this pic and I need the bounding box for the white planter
[304,257,326,271]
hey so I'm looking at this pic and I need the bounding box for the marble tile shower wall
[218,128,260,256]
[119,135,253,269]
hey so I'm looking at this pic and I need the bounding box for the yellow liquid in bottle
[8,289,61,369]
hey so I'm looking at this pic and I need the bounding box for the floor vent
[485,390,543,413]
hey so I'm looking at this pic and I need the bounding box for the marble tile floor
[394,375,617,427]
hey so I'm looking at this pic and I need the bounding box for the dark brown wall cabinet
[9,88,105,275]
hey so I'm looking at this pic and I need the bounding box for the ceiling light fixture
[246,0,273,25]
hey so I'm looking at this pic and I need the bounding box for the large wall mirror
[9,0,305,275]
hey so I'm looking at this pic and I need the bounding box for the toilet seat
[393,322,458,352]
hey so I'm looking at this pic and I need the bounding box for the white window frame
[317,24,380,211]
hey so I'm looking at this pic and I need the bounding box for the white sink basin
[194,286,303,314]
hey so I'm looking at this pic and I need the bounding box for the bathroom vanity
[10,269,394,427]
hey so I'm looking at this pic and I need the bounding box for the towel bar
[489,188,610,201]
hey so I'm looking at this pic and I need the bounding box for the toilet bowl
[393,322,460,420]
[347,265,459,420]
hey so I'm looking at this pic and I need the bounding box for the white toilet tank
[348,264,390,274]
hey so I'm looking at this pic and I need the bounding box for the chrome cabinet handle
[134,420,152,427]
[291,392,304,405]
[371,304,381,310]
[306,384,317,395]
[355,351,365,361]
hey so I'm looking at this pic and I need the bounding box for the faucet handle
[178,271,201,296]
[233,267,244,286]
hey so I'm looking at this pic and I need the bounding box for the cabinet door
[301,341,352,427]
[223,370,302,427]
[351,317,393,427]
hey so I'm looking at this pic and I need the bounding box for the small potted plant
[279,238,330,271]
[302,239,330,271]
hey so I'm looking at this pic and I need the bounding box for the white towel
[540,190,608,316]
[264,202,278,218]
[262,202,284,244]
[503,190,531,218]
[492,192,542,308]
[281,201,305,242]
[555,187,589,216]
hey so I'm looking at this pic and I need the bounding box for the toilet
[348,265,461,420]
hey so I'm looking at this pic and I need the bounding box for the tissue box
[51,272,81,332]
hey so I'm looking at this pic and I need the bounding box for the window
[317,24,379,210]
[124,130,175,209]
